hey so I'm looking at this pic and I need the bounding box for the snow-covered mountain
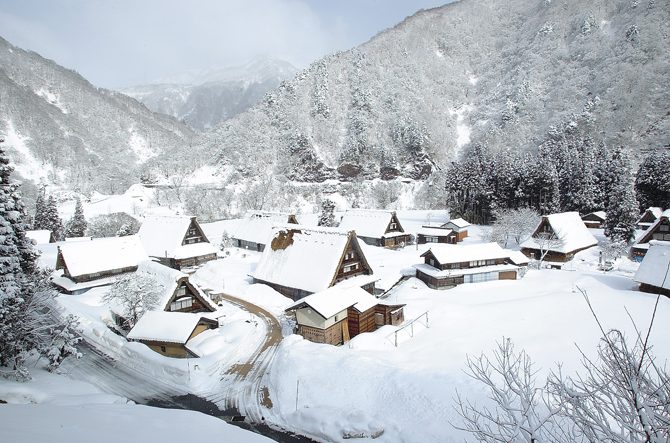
[121,58,298,131]
[0,36,195,196]
[192,0,669,186]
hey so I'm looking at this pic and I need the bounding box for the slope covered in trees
[0,36,195,196]
[193,0,668,189]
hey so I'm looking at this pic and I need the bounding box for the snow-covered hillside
[187,0,669,189]
[0,36,195,196]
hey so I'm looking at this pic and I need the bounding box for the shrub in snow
[103,273,161,329]
[456,290,670,443]
[87,212,140,238]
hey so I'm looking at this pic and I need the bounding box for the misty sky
[0,0,449,88]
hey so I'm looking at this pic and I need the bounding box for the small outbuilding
[416,226,456,245]
[440,218,471,242]
[231,211,299,252]
[138,215,218,270]
[634,240,670,297]
[126,311,219,358]
[520,212,597,263]
[414,242,526,290]
[52,235,147,294]
[338,209,411,248]
[631,209,670,261]
[581,211,606,229]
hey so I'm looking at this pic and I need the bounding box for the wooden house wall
[384,213,404,234]
[167,281,215,313]
[417,233,456,245]
[334,238,373,284]
[71,266,137,283]
[382,234,412,247]
[347,307,377,338]
[298,320,346,346]
[235,239,265,252]
[521,247,571,263]
[174,253,217,270]
[182,219,208,245]
[499,270,518,280]
[374,305,404,326]
[140,340,193,358]
[639,218,670,244]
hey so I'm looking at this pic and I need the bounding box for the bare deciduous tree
[102,273,161,329]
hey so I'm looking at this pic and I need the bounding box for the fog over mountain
[0,36,194,196]
[122,58,298,131]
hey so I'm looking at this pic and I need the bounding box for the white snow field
[0,366,272,443]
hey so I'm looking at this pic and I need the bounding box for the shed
[416,226,456,245]
[581,211,606,229]
[440,218,471,242]
[126,311,219,358]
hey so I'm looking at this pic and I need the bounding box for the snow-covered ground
[0,366,272,443]
[25,209,667,443]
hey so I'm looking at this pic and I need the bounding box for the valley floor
[3,211,667,443]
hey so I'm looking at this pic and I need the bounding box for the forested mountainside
[122,58,298,131]
[0,36,195,196]
[195,0,669,185]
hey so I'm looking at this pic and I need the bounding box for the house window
[426,236,438,243]
[170,297,194,311]
[389,223,397,230]
[160,346,166,353]
[429,258,436,267]
[343,263,359,273]
[660,224,669,232]
[344,251,355,260]
[177,286,186,296]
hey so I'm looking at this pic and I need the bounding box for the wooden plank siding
[298,320,347,346]
[347,307,377,338]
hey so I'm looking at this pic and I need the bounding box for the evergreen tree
[635,151,670,210]
[0,144,38,370]
[318,198,337,227]
[219,230,231,250]
[44,196,65,241]
[604,147,639,243]
[32,185,48,230]
[65,197,87,238]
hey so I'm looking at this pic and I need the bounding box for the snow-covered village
[1,1,669,442]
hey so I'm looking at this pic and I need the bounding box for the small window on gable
[160,346,166,353]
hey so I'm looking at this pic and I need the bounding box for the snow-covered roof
[51,273,119,292]
[127,311,215,344]
[417,227,454,237]
[583,211,606,221]
[231,211,297,245]
[135,260,217,311]
[58,235,147,278]
[286,285,380,319]
[252,225,368,294]
[443,218,471,229]
[520,212,597,254]
[635,209,670,244]
[638,207,663,222]
[139,215,215,259]
[424,242,512,264]
[508,250,531,266]
[26,229,51,244]
[338,209,402,239]
[635,241,670,290]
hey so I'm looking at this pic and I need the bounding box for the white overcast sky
[0,0,449,88]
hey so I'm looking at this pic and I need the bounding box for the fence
[387,311,429,347]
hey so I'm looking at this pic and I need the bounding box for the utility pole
[295,379,300,412]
